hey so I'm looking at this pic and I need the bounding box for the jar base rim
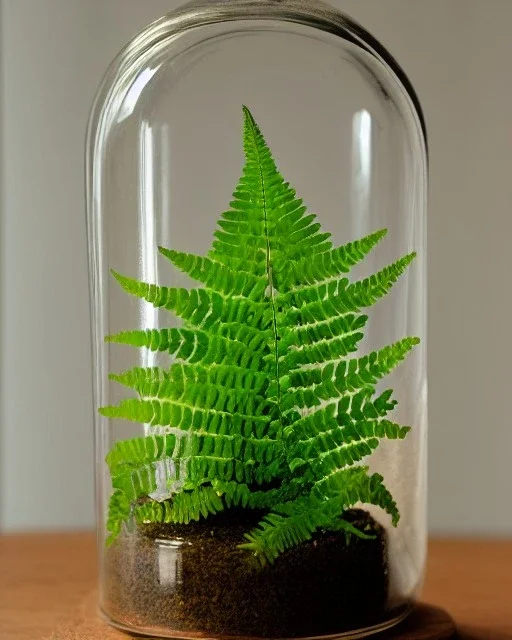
[100,605,412,640]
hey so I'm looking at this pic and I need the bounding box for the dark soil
[103,509,396,638]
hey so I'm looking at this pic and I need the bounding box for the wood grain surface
[0,534,510,640]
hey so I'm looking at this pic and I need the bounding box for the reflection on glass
[351,108,373,238]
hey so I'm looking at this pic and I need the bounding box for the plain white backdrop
[1,0,510,534]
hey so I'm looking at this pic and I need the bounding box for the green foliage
[101,106,419,560]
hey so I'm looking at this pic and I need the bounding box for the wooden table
[0,534,510,640]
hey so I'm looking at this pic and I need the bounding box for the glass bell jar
[86,0,428,638]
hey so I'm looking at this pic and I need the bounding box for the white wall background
[1,0,510,534]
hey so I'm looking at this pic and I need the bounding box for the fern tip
[242,105,259,130]
[158,245,173,257]
[110,269,131,288]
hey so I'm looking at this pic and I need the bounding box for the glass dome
[87,1,427,638]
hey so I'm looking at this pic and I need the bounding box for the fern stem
[244,108,285,448]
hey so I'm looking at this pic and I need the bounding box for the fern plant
[101,106,419,565]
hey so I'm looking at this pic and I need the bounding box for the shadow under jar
[87,1,428,638]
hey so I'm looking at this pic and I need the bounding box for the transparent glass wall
[87,1,427,637]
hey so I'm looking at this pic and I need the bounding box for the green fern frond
[282,254,416,321]
[101,106,419,560]
[134,487,225,526]
[102,405,279,486]
[240,485,378,565]
[106,433,177,477]
[110,364,268,397]
[299,418,410,481]
[109,364,272,417]
[284,228,387,287]
[133,481,302,529]
[240,496,329,565]
[100,398,272,438]
[159,247,267,301]
[241,466,399,564]
[111,271,271,332]
[344,253,416,308]
[106,489,132,544]
[212,479,303,510]
[209,105,332,280]
[327,517,377,540]
[312,466,400,525]
[106,327,263,370]
[285,337,419,409]
[342,418,410,443]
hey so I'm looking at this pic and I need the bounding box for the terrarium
[86,0,427,638]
